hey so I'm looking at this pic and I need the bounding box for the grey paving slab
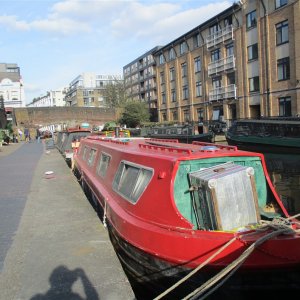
[0,142,43,271]
[0,143,134,300]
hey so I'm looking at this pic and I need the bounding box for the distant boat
[55,127,91,165]
[73,136,300,300]
[226,118,300,153]
[146,124,214,143]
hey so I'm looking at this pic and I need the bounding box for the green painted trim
[174,156,267,228]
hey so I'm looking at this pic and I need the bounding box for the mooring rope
[153,237,237,300]
[154,214,300,300]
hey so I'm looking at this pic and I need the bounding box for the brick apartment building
[124,0,299,131]
[123,46,162,122]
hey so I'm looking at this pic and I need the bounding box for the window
[277,57,290,81]
[87,149,97,166]
[162,92,166,104]
[211,49,220,62]
[226,44,234,57]
[113,161,153,203]
[171,89,176,102]
[160,72,165,84]
[159,54,165,65]
[183,110,190,122]
[194,57,201,73]
[180,42,188,55]
[249,76,260,92]
[82,146,88,160]
[97,152,111,178]
[209,23,219,35]
[279,96,291,116]
[246,10,257,29]
[196,81,202,97]
[247,43,258,61]
[275,0,288,9]
[197,109,204,122]
[169,67,175,81]
[276,20,289,45]
[172,110,178,121]
[224,16,232,27]
[227,72,235,85]
[181,63,187,77]
[182,85,189,100]
[212,76,222,89]
[169,48,176,60]
[162,113,167,121]
[193,33,201,48]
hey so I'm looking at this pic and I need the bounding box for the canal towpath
[0,141,134,300]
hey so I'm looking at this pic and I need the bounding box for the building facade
[26,89,66,107]
[64,72,123,107]
[151,0,299,131]
[0,63,25,108]
[123,46,162,122]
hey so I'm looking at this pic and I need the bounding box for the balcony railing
[208,55,235,76]
[206,25,233,49]
[208,84,236,102]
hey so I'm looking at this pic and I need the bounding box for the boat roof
[233,118,300,125]
[84,136,263,160]
[60,128,91,133]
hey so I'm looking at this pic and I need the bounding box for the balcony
[209,84,236,102]
[208,55,235,76]
[206,25,233,49]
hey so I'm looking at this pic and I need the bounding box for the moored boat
[55,127,91,166]
[73,136,300,299]
[226,118,300,153]
[146,124,214,144]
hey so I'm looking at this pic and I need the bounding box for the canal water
[264,153,300,217]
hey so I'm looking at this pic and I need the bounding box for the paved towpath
[0,141,134,300]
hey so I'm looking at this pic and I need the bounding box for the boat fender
[103,199,107,228]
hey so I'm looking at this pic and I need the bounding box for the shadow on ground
[30,265,99,300]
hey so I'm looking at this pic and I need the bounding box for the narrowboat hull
[108,222,300,300]
[226,133,300,154]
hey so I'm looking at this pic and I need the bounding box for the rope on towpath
[154,214,300,300]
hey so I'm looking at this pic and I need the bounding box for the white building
[64,72,123,107]
[0,63,25,108]
[26,89,66,107]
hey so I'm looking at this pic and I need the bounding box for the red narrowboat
[73,137,300,300]
[56,127,91,166]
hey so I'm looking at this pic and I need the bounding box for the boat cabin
[56,128,91,165]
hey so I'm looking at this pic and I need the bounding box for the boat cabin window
[113,161,153,203]
[82,146,88,161]
[87,148,97,166]
[97,152,111,178]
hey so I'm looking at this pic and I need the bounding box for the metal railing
[208,55,235,76]
[208,84,236,102]
[206,25,233,49]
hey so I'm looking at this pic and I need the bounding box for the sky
[0,0,234,104]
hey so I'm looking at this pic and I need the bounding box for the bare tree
[102,78,128,108]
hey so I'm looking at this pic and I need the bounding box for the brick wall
[13,107,117,129]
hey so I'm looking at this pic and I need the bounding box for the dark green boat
[226,118,300,153]
[146,124,214,144]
